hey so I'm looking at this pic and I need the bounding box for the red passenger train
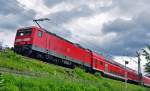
[14,26,150,87]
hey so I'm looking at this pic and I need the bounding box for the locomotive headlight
[23,38,31,41]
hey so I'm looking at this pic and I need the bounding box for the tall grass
[0,49,149,91]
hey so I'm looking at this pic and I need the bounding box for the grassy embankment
[0,49,149,91]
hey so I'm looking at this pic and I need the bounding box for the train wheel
[22,50,32,57]
[36,53,43,59]
[44,54,51,62]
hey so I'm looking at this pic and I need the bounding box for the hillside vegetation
[0,49,149,91]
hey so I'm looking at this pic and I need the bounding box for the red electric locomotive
[14,26,92,68]
[14,26,150,87]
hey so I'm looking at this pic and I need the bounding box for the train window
[100,61,103,65]
[38,31,43,37]
[17,28,32,36]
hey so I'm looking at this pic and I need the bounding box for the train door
[45,33,48,50]
[84,51,92,67]
[93,59,97,69]
[48,37,51,50]
[105,63,108,72]
[45,33,52,53]
[99,61,105,71]
[36,30,44,47]
[46,34,51,51]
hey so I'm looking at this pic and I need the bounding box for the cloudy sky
[0,0,150,72]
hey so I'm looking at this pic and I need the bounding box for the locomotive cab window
[17,28,32,36]
[38,31,43,37]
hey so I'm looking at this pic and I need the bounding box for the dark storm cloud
[112,0,150,16]
[43,0,117,25]
[0,0,22,15]
[0,0,36,31]
[135,12,150,30]
[102,11,150,56]
[0,12,35,31]
[45,6,95,25]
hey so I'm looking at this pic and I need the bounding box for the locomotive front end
[14,27,33,55]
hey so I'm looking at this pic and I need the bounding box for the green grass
[0,49,149,91]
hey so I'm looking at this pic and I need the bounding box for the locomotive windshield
[16,28,32,36]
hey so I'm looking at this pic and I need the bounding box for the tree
[142,45,150,74]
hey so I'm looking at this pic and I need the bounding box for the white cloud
[77,0,113,10]
[68,0,112,11]
[17,0,50,17]
[0,31,16,47]
[17,0,76,18]
[49,2,75,14]
[16,0,115,18]
[63,13,117,46]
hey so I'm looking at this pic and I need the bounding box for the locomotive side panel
[31,27,92,68]
[47,32,92,67]
[32,28,47,51]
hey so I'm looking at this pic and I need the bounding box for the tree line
[143,45,150,74]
